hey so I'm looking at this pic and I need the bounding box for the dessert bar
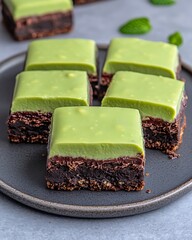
[102,71,187,156]
[8,71,91,143]
[46,107,145,191]
[2,0,73,41]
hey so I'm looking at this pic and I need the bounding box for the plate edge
[0,51,192,218]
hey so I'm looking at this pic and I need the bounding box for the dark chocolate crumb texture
[8,71,92,143]
[46,107,145,191]
[47,156,145,191]
[2,0,73,41]
[142,97,187,156]
[8,111,52,144]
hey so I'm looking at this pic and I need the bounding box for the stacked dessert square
[7,37,187,192]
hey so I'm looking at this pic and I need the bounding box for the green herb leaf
[119,17,152,35]
[149,0,176,5]
[168,32,183,47]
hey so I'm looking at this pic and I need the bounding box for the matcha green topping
[149,0,175,5]
[168,32,183,47]
[119,17,152,35]
[103,38,179,78]
[49,107,145,159]
[11,71,90,113]
[4,0,73,20]
[25,39,97,74]
[102,71,184,122]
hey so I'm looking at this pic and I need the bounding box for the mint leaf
[149,0,176,5]
[168,32,183,47]
[119,17,152,35]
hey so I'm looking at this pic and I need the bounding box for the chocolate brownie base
[7,111,52,143]
[143,95,187,157]
[46,155,145,191]
[99,73,113,99]
[89,74,99,98]
[2,1,73,41]
[99,61,182,100]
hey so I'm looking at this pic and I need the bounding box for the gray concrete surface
[1,0,192,239]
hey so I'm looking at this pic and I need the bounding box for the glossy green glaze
[25,39,97,74]
[102,71,184,122]
[4,0,73,19]
[11,71,90,113]
[49,107,145,159]
[103,38,179,78]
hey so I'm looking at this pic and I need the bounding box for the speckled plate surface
[0,48,192,218]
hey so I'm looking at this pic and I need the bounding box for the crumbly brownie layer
[7,111,52,143]
[89,74,99,98]
[143,96,187,157]
[46,155,145,191]
[99,73,113,100]
[99,61,182,100]
[143,115,186,154]
[2,1,73,41]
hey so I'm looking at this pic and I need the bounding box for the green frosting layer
[49,107,145,159]
[103,38,179,78]
[4,0,73,20]
[102,71,184,122]
[25,39,97,74]
[11,71,90,113]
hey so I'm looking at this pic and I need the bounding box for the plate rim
[1,178,192,218]
[0,51,192,218]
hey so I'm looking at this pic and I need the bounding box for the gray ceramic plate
[0,48,192,218]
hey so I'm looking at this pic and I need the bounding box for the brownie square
[46,107,145,191]
[25,39,98,97]
[8,71,91,143]
[102,71,187,157]
[2,0,73,41]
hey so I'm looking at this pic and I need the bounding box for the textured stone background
[1,0,192,239]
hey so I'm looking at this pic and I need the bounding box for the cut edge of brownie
[46,155,145,191]
[7,111,52,144]
[2,1,73,41]
[142,95,187,158]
